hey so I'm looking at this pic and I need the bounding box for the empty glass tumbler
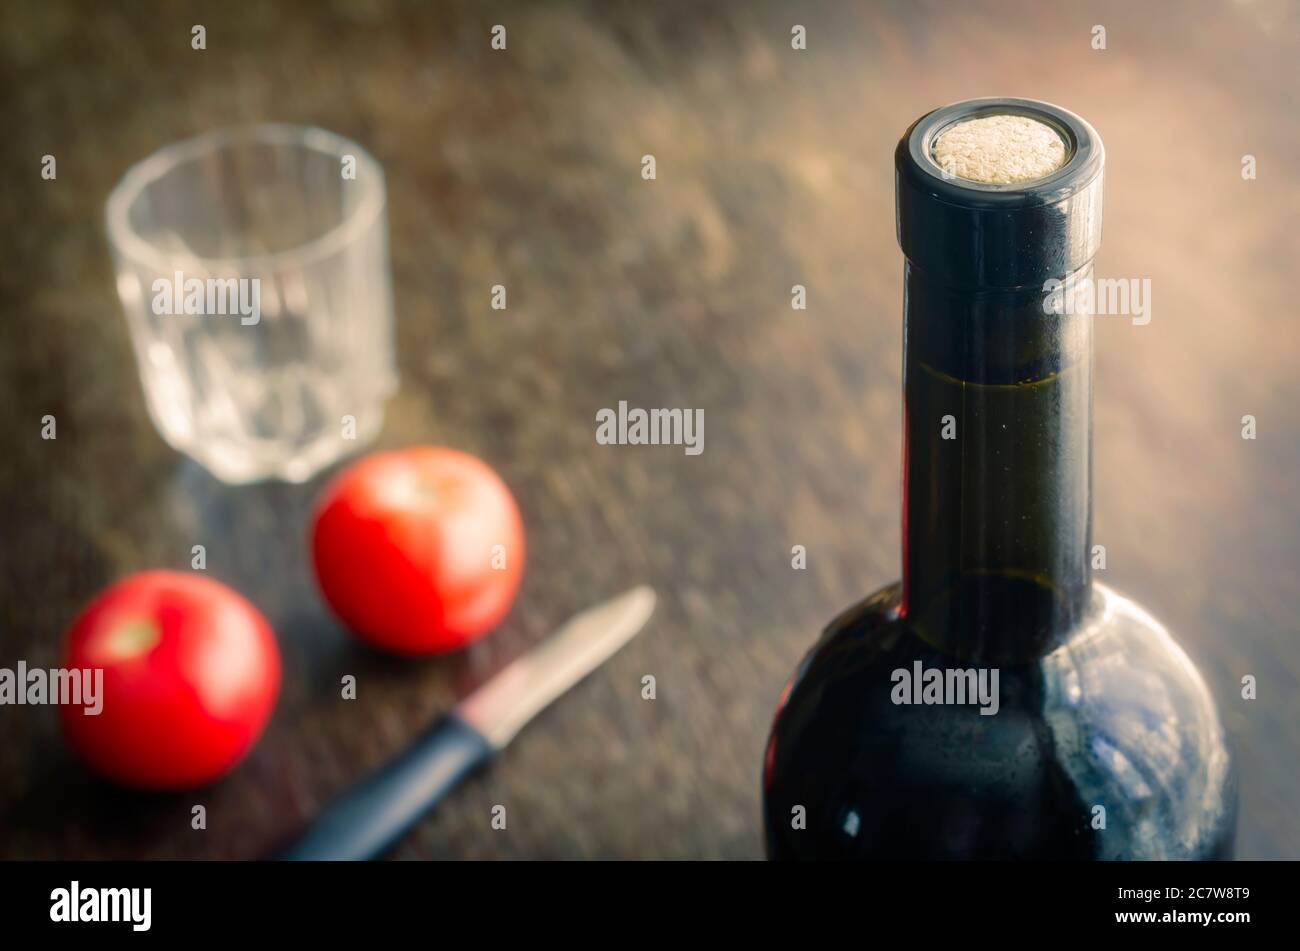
[105,124,397,484]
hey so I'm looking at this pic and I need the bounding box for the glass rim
[105,123,386,272]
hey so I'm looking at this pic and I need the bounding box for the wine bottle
[762,98,1236,860]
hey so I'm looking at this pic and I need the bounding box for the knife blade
[457,584,656,748]
[274,586,656,861]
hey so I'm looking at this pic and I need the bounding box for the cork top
[931,114,1067,184]
[895,98,1104,287]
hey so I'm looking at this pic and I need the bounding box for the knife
[274,586,656,861]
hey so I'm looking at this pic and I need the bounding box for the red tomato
[311,447,525,654]
[58,571,281,789]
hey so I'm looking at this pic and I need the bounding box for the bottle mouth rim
[901,98,1103,208]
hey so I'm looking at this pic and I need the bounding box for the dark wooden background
[1,0,1297,859]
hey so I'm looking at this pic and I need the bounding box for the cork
[932,114,1067,185]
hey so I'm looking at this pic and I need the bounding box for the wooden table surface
[2,0,1297,859]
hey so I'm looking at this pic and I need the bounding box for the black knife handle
[274,713,493,861]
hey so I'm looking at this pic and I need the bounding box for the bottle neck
[901,262,1094,663]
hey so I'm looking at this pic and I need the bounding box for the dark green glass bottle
[763,99,1236,860]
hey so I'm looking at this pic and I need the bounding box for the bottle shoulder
[765,581,1236,859]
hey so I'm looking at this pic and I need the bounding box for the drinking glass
[105,124,397,484]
